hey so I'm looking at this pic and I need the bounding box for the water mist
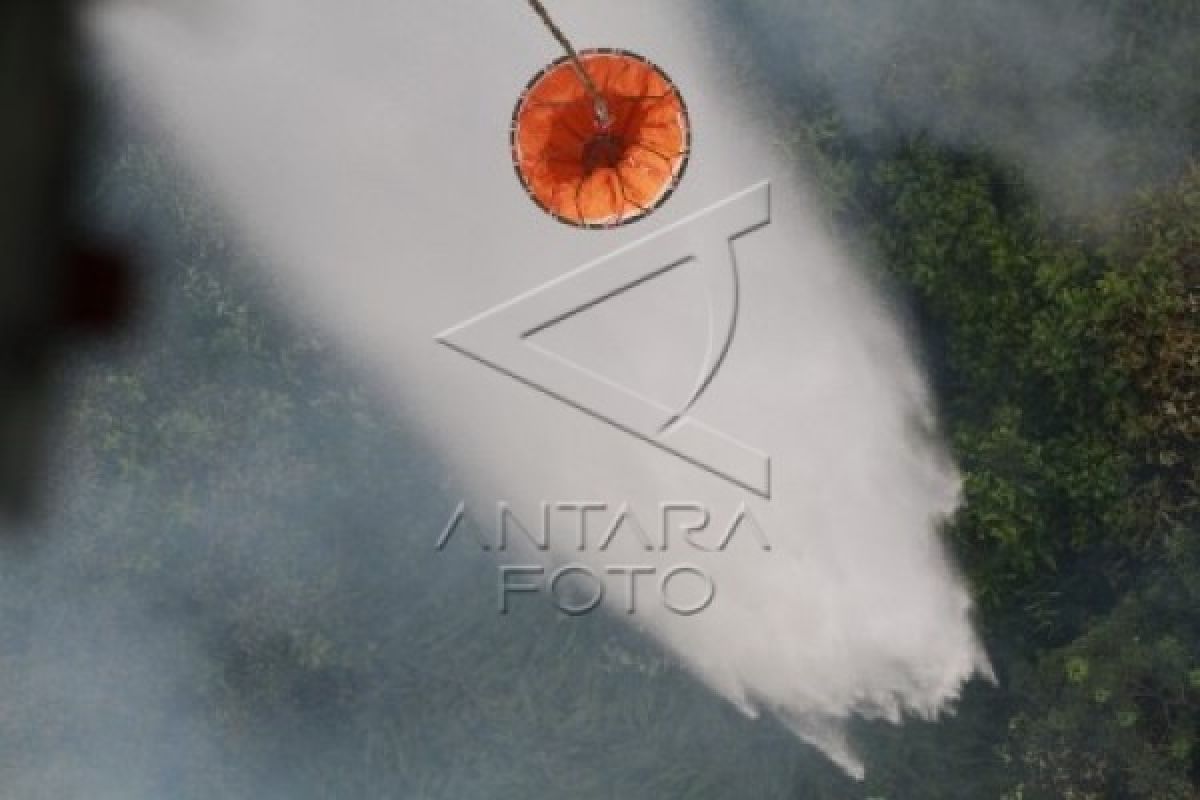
[89,0,992,777]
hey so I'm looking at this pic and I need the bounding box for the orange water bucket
[511,48,691,229]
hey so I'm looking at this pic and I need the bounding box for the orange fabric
[512,50,690,228]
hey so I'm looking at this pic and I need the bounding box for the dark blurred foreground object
[0,0,134,519]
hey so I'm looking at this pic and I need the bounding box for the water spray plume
[89,0,992,779]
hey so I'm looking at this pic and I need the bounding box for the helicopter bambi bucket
[512,0,691,229]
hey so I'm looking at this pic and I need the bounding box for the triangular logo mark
[437,182,772,497]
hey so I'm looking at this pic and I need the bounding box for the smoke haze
[717,0,1199,213]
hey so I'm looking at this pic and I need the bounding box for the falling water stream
[88,0,992,779]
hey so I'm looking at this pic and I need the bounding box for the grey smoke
[714,0,1196,212]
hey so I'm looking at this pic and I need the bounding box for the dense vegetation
[776,1,1199,795]
[2,0,1196,797]
[854,149,1199,800]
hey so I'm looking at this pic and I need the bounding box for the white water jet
[89,0,992,777]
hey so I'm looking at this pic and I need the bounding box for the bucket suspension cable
[523,0,610,127]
